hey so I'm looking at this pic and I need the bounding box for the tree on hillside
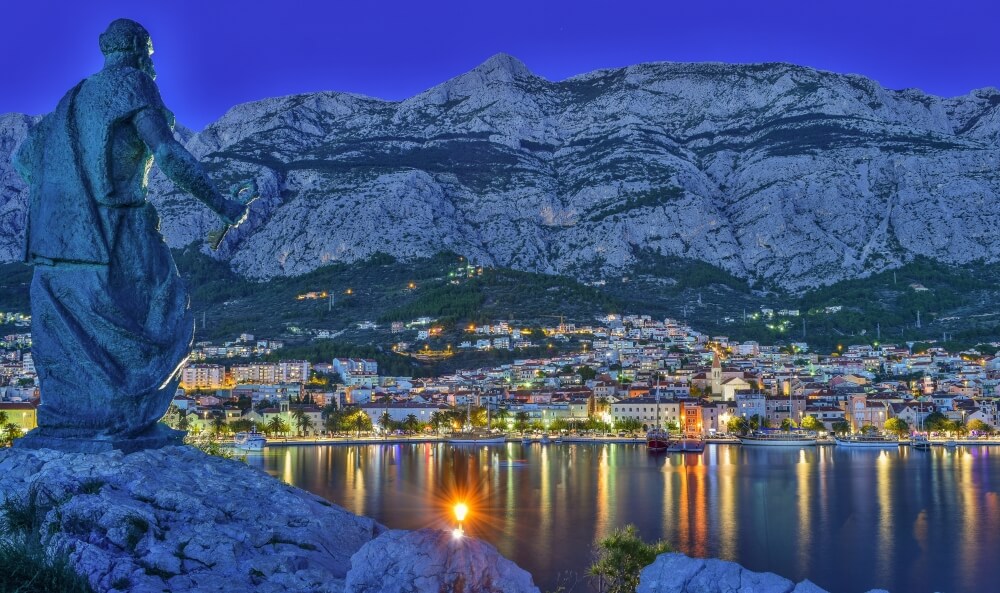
[589,524,670,593]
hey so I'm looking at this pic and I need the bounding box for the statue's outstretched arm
[134,108,246,225]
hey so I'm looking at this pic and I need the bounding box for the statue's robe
[13,66,193,438]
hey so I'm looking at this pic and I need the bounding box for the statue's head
[99,19,155,79]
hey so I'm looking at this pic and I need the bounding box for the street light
[453,502,469,539]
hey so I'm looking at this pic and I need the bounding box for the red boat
[646,428,670,452]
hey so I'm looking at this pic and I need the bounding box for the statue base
[13,424,186,454]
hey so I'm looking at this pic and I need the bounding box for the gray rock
[344,528,540,593]
[637,552,820,593]
[0,446,385,593]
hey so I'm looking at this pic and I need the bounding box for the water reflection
[249,443,1000,593]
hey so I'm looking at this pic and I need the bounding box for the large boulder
[344,528,540,593]
[0,446,385,593]
[637,553,894,593]
[637,552,824,593]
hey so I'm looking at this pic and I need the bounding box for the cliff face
[2,56,999,291]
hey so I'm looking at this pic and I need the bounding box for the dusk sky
[2,0,998,130]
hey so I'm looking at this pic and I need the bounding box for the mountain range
[1,54,999,292]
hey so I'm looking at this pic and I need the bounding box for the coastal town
[3,310,997,442]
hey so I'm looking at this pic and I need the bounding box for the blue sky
[2,0,997,129]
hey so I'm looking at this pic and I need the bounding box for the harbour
[248,441,1000,593]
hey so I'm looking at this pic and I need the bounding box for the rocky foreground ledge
[0,446,891,593]
[638,553,890,593]
[0,447,539,593]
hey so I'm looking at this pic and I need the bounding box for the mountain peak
[470,53,536,82]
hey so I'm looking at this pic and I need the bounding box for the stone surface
[638,552,804,593]
[344,528,540,593]
[14,423,185,453]
[10,19,247,448]
[638,553,894,593]
[5,55,999,290]
[0,446,385,593]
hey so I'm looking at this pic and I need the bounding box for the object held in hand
[207,179,258,250]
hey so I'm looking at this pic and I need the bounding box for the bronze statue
[12,19,250,452]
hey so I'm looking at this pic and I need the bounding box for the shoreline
[221,435,1000,448]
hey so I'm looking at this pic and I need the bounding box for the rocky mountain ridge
[2,55,999,291]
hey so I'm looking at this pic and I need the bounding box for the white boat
[521,436,533,444]
[910,435,931,450]
[944,439,957,448]
[738,431,817,447]
[540,434,551,444]
[448,431,506,444]
[233,429,266,451]
[835,434,901,448]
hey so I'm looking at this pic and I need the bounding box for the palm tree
[428,411,443,434]
[291,408,306,436]
[353,412,371,436]
[378,412,393,435]
[298,414,315,436]
[2,423,22,445]
[177,413,190,431]
[266,415,288,437]
[495,407,510,431]
[324,409,344,435]
[404,414,419,434]
[514,411,530,435]
[211,415,228,438]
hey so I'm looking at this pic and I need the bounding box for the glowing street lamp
[453,502,469,539]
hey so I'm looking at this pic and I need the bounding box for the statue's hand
[207,179,258,250]
[219,179,258,226]
[219,198,249,227]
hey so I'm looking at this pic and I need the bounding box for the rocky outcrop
[0,446,383,592]
[2,57,1000,290]
[0,446,529,593]
[637,553,890,593]
[345,528,540,593]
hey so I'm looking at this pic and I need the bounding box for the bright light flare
[452,527,464,540]
[454,502,469,522]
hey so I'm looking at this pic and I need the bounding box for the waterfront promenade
[226,433,1000,447]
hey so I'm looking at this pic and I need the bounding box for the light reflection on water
[248,443,1000,593]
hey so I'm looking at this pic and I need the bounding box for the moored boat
[910,435,931,450]
[448,430,507,444]
[835,433,901,448]
[667,436,705,453]
[233,428,267,451]
[738,431,817,447]
[646,428,670,452]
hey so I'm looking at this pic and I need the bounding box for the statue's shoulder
[82,66,164,117]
